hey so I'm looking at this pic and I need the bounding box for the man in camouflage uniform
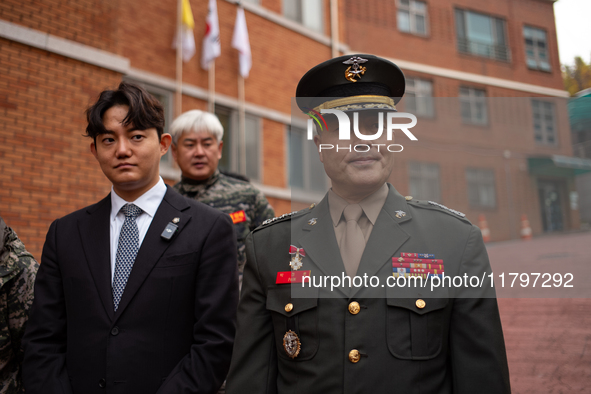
[0,217,38,393]
[171,110,274,288]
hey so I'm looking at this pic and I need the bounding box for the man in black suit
[23,82,238,394]
[226,55,510,393]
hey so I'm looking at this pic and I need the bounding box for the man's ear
[90,141,98,160]
[160,133,172,156]
[313,134,324,163]
[217,140,223,159]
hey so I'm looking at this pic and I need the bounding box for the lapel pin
[308,218,317,226]
[395,210,406,219]
[161,222,179,241]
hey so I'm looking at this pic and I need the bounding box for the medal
[289,245,306,270]
[283,330,301,358]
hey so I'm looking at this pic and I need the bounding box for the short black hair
[85,81,165,140]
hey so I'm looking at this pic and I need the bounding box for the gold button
[309,203,315,209]
[285,303,293,313]
[405,196,413,201]
[348,301,360,315]
[349,349,361,363]
[416,299,426,309]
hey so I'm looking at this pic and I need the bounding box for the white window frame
[455,8,510,62]
[282,0,324,33]
[286,125,328,198]
[531,99,557,146]
[404,77,435,118]
[466,168,497,209]
[524,25,551,72]
[215,105,262,182]
[397,0,429,36]
[459,86,488,125]
[408,162,441,201]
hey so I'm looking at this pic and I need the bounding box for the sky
[554,0,591,66]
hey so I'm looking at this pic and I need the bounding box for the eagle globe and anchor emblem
[343,56,368,82]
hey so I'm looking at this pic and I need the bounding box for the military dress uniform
[174,170,274,286]
[226,186,510,394]
[0,218,38,394]
[225,54,510,394]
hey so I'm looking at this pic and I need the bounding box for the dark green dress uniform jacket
[226,184,510,394]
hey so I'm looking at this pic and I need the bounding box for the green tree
[563,56,591,96]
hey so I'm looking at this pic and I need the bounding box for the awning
[528,155,591,177]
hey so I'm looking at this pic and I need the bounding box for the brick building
[1,0,585,258]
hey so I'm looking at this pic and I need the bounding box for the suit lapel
[79,195,115,320]
[113,187,191,322]
[297,196,350,298]
[351,185,412,298]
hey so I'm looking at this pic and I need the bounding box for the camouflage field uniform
[174,170,275,288]
[0,218,38,394]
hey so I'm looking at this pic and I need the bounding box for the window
[215,106,261,181]
[397,0,428,36]
[283,0,323,32]
[532,99,557,145]
[287,126,327,194]
[524,26,551,72]
[408,162,440,201]
[466,168,496,208]
[404,77,434,117]
[122,79,178,179]
[455,9,509,62]
[459,87,487,125]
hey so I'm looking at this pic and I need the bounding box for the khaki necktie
[341,204,365,278]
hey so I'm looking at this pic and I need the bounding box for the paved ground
[487,231,591,393]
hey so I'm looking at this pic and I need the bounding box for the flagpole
[175,0,183,117]
[208,60,215,112]
[238,74,246,175]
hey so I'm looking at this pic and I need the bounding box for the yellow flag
[182,0,195,29]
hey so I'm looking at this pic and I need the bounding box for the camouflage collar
[177,170,221,194]
[180,169,220,187]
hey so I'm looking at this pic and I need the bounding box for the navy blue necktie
[112,203,143,311]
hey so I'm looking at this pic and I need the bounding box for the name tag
[229,210,247,224]
[276,270,311,284]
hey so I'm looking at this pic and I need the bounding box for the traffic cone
[520,214,532,240]
[478,214,491,243]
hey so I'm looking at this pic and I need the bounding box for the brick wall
[0,38,121,259]
[0,0,575,258]
[344,0,563,91]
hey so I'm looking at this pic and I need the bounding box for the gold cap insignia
[343,56,368,82]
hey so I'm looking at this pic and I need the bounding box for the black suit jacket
[23,186,239,394]
[226,184,510,394]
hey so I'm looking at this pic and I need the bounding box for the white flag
[181,0,195,62]
[172,0,196,62]
[201,0,221,70]
[232,7,252,78]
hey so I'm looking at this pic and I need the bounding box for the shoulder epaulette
[256,205,314,230]
[406,198,470,223]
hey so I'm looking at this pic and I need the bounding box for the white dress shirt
[109,177,167,282]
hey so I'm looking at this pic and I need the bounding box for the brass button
[285,303,294,313]
[349,349,361,363]
[416,299,426,309]
[348,301,360,315]
[405,196,413,201]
